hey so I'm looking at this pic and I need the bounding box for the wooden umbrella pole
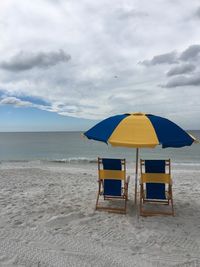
[134,148,139,204]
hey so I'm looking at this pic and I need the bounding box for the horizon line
[0,129,199,133]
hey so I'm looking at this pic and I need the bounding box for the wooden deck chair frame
[96,158,130,214]
[140,159,174,216]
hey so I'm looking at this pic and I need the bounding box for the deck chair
[96,158,130,214]
[140,159,174,216]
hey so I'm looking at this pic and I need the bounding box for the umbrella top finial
[131,112,146,116]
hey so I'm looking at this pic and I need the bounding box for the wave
[1,158,200,166]
[43,157,98,164]
[0,157,97,164]
[48,159,200,166]
[173,162,200,166]
[0,160,30,163]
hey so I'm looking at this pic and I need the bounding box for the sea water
[0,131,199,164]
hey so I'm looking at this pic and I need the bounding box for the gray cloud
[0,50,71,72]
[167,63,195,76]
[140,52,178,66]
[195,6,200,19]
[179,45,200,61]
[117,8,148,20]
[164,74,200,88]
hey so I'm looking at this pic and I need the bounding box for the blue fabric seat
[102,158,122,196]
[145,160,166,200]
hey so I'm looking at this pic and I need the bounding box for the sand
[0,161,200,267]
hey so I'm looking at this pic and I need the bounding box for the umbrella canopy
[84,112,197,204]
[84,112,195,148]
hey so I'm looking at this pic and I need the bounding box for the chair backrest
[140,159,171,200]
[98,158,126,196]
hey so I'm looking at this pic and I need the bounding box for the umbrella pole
[134,148,139,204]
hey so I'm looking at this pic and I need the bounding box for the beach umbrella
[84,112,197,204]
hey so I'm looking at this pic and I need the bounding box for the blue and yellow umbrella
[84,112,196,203]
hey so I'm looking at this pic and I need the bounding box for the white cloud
[0,97,33,107]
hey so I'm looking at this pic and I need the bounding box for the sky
[0,0,200,131]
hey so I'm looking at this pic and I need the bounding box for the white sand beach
[0,161,200,267]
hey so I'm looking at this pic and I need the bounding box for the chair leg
[139,185,143,215]
[171,201,174,216]
[124,198,127,214]
[140,195,143,216]
[169,185,175,216]
[95,182,101,210]
[171,197,175,216]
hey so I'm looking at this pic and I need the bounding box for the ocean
[0,131,199,164]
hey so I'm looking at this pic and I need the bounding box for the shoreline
[1,158,200,165]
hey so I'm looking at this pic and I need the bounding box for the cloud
[179,45,200,61]
[0,96,53,111]
[167,63,195,76]
[164,74,200,88]
[142,45,200,67]
[141,44,200,90]
[117,8,148,20]
[0,50,71,72]
[140,52,178,66]
[194,6,200,19]
[0,94,99,119]
[0,96,33,107]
